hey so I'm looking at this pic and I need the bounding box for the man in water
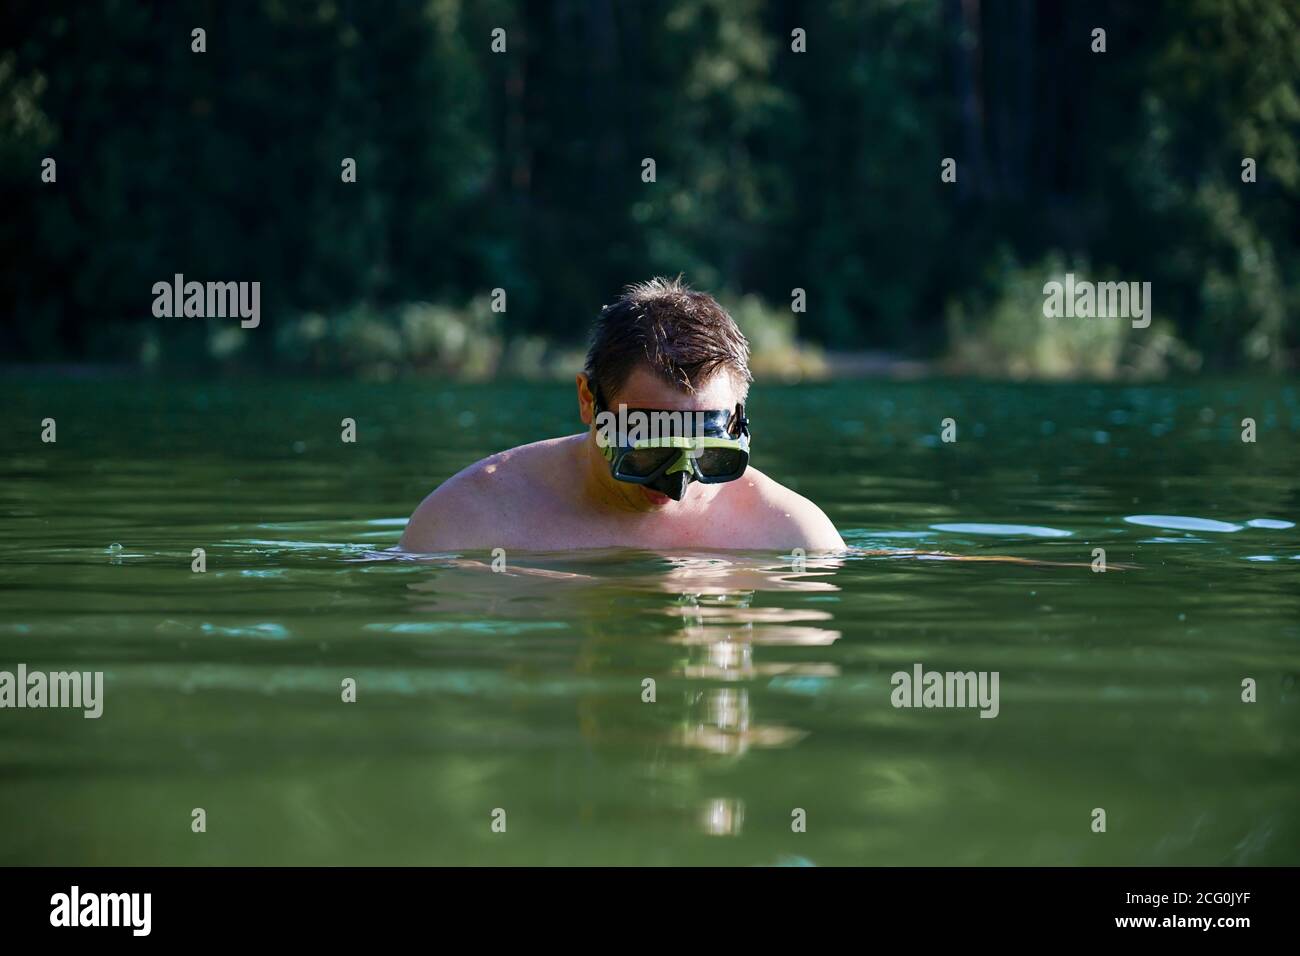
[399,277,845,552]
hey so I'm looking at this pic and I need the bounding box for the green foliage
[945,253,1200,380]
[262,292,819,381]
[276,298,505,380]
[724,293,826,381]
[0,0,1297,377]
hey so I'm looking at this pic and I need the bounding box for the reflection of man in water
[400,277,844,552]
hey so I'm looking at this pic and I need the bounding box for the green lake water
[1,378,1297,865]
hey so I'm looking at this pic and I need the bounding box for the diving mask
[593,398,751,501]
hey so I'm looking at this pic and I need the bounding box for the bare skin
[399,366,846,553]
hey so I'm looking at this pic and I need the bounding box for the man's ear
[576,373,595,426]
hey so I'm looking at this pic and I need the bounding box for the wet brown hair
[584,276,752,405]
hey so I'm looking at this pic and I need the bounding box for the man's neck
[575,434,631,513]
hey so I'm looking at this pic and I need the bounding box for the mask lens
[695,447,745,477]
[618,447,678,478]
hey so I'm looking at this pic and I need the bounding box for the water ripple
[1124,515,1243,533]
[929,523,1073,538]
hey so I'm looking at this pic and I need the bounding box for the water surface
[1,379,1297,864]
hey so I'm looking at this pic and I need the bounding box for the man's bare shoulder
[398,436,576,551]
[734,467,846,551]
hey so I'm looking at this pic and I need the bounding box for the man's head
[577,278,753,509]
[581,276,751,408]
